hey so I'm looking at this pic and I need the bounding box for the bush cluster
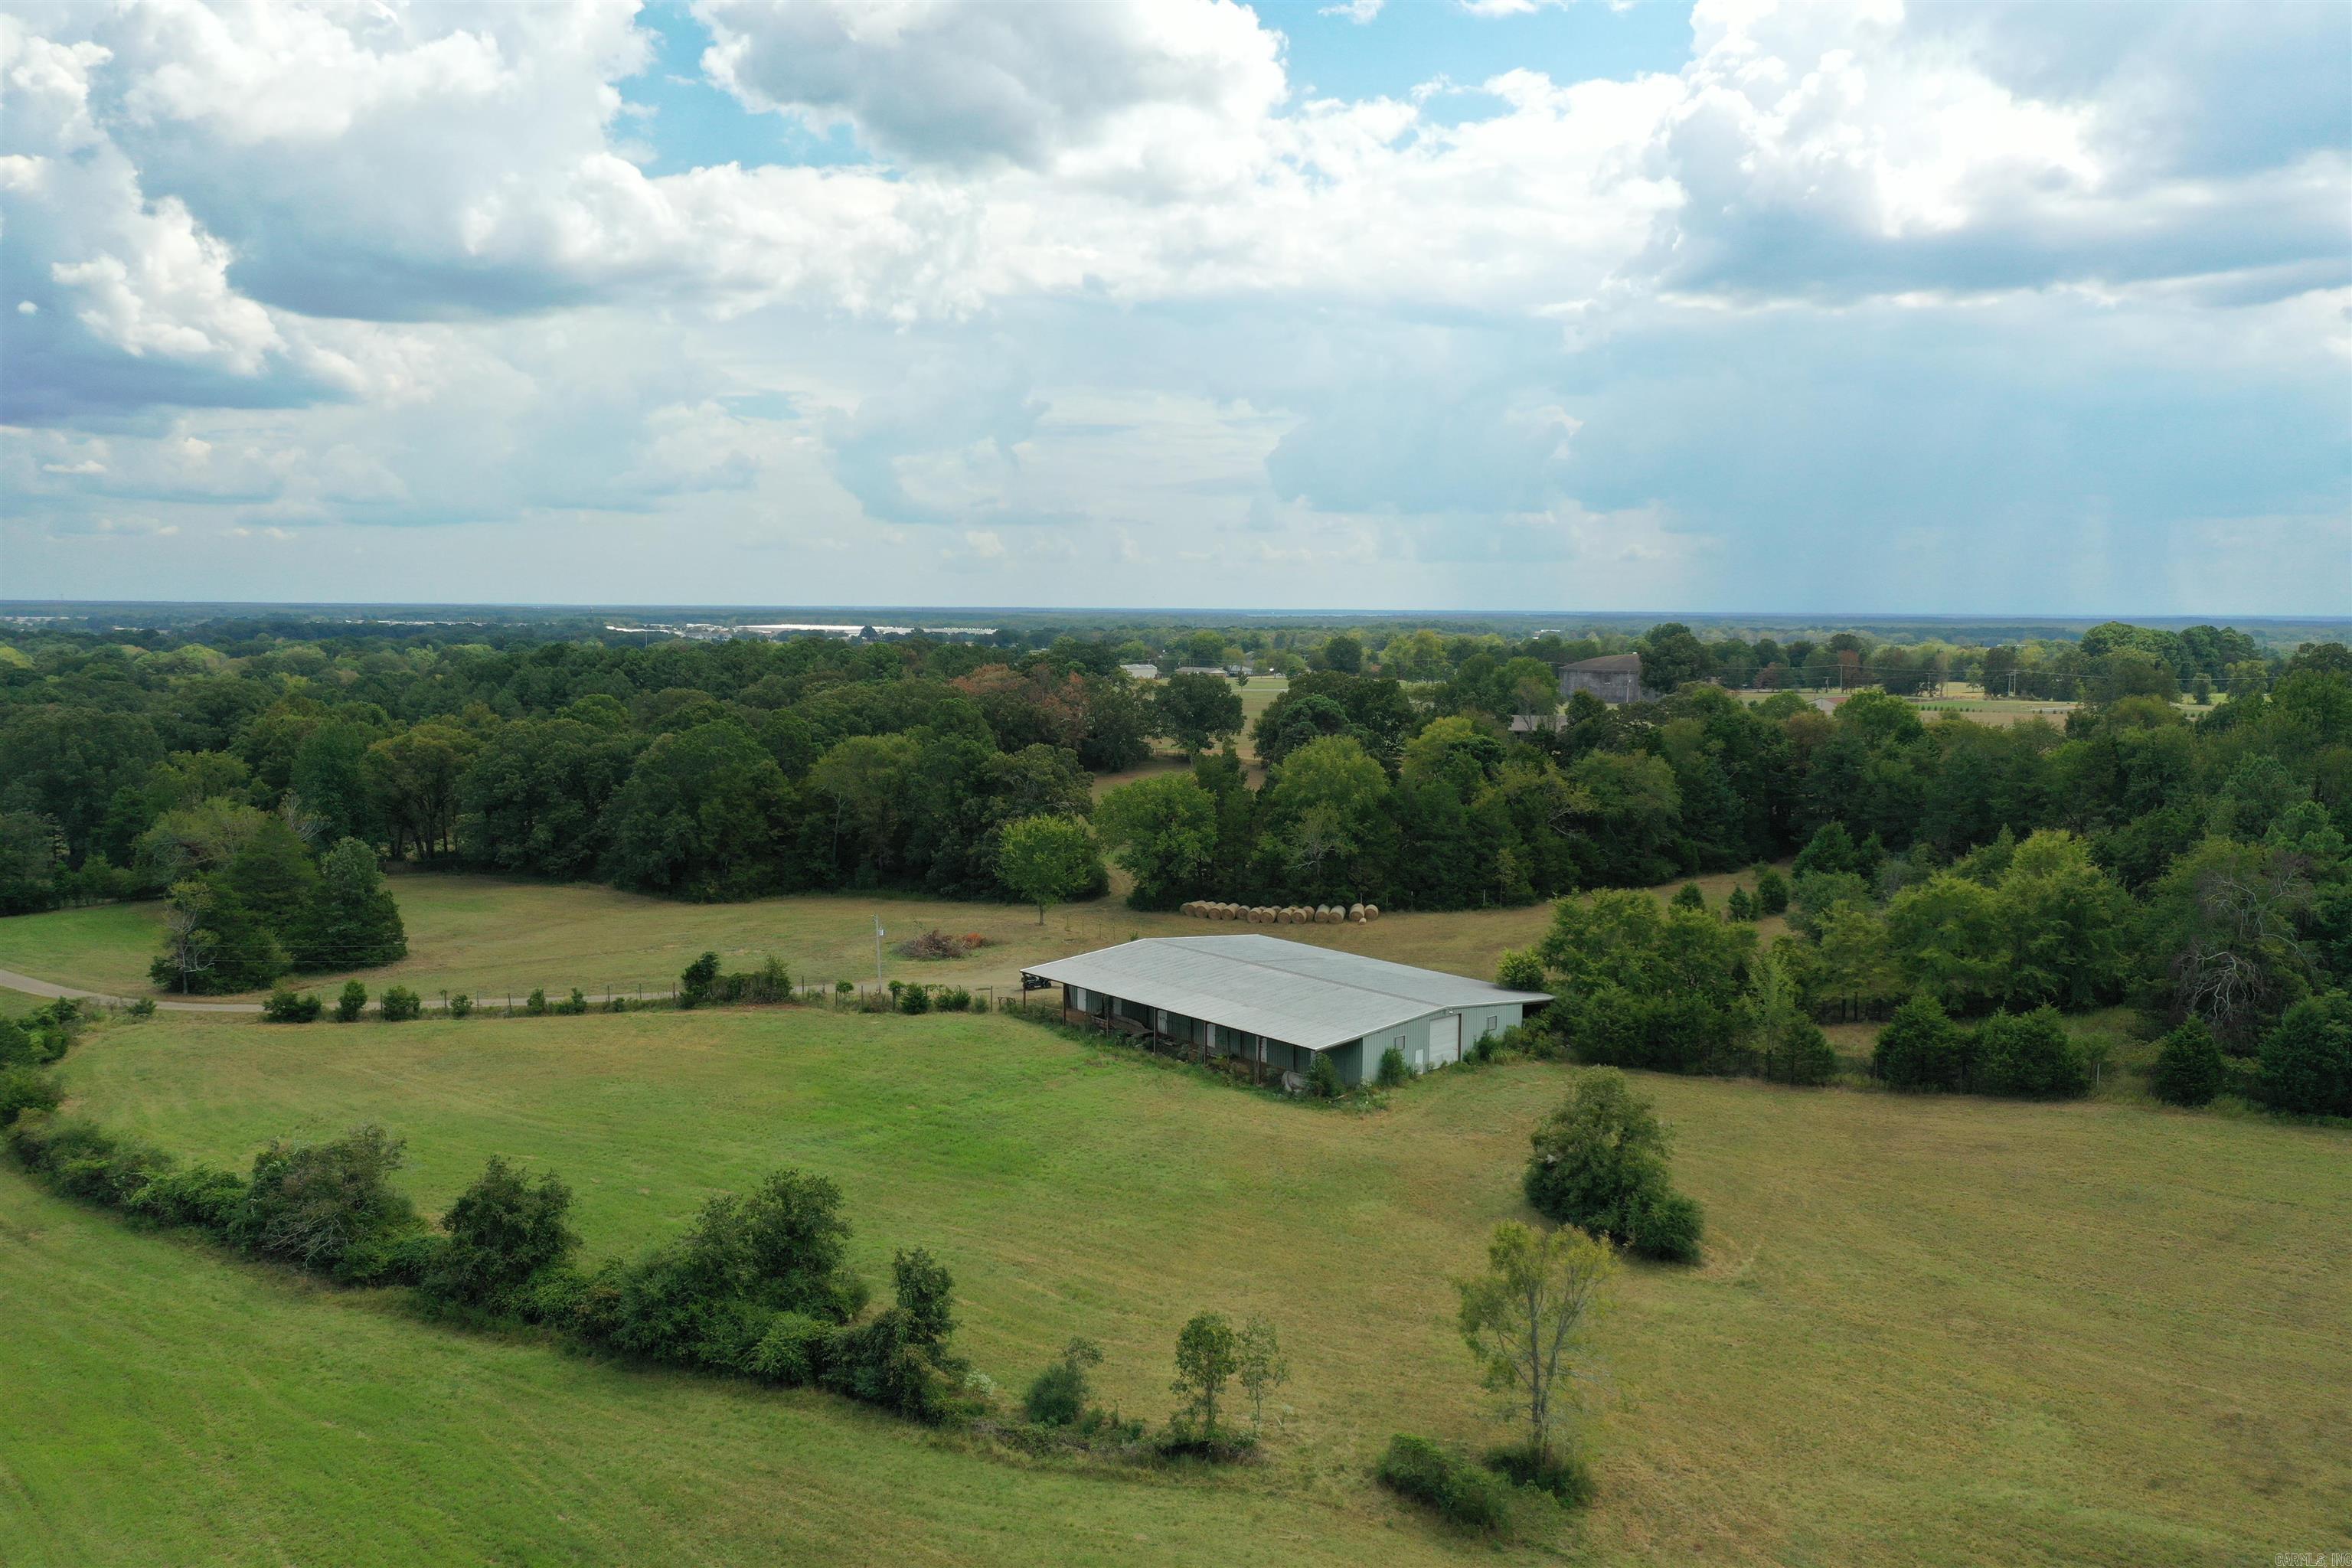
[7,1115,427,1283]
[261,988,323,1023]
[1872,995,2089,1098]
[679,952,799,1010]
[1524,1070,1704,1263]
[7,1102,986,1431]
[1376,1434,1514,1532]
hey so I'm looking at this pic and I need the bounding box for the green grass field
[0,866,1780,1005]
[18,1003,2348,1566]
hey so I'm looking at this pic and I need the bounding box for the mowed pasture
[0,864,1783,1005]
[24,1003,2351,1566]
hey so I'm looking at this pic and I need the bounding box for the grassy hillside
[0,866,1783,1004]
[0,1174,1487,1568]
[32,1004,2351,1566]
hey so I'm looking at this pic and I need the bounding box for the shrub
[2256,992,2352,1117]
[746,1312,838,1386]
[0,1017,47,1069]
[1308,1052,1344,1099]
[262,988,322,1023]
[1874,993,1968,1090]
[1485,1441,1596,1507]
[447,993,473,1019]
[820,1249,964,1423]
[1671,881,1706,911]
[1495,948,1545,991]
[2149,1019,2227,1107]
[124,1164,247,1231]
[1377,1044,1410,1088]
[1726,886,1756,921]
[1524,1069,1704,1263]
[1376,1434,1512,1532]
[574,1167,870,1367]
[1971,1008,2089,1099]
[380,986,423,1022]
[899,983,931,1015]
[524,987,548,1017]
[1628,1190,1705,1264]
[1022,1337,1105,1426]
[230,1124,423,1281]
[124,997,157,1019]
[10,1116,173,1208]
[1753,866,1790,916]
[936,986,972,1012]
[0,1067,64,1128]
[420,1155,580,1315]
[334,981,368,1023]
[562,988,588,1015]
[679,951,720,1008]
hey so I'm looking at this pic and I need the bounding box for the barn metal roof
[1021,936,1552,1052]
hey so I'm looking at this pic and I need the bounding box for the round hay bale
[1311,904,1330,923]
[1182,901,1200,917]
[1220,902,1238,920]
[1288,906,1306,923]
[1349,903,1366,923]
[1251,906,1269,923]
[1260,906,1276,923]
[1364,903,1381,922]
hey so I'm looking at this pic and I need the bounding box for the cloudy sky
[2,0,2346,614]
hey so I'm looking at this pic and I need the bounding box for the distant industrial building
[1119,662,1161,681]
[1558,652,1658,705]
[1022,936,1550,1089]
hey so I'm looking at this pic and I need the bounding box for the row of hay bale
[1179,900,1380,925]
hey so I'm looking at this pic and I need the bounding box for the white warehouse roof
[1022,936,1551,1051]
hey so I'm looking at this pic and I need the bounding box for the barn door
[1428,1013,1462,1068]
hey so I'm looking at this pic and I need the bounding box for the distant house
[1172,665,1232,679]
[1022,936,1550,1088]
[1119,662,1161,681]
[1558,652,1658,705]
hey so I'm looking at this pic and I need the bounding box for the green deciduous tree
[1523,1069,1704,1262]
[1171,1311,1239,1441]
[1152,671,1245,757]
[1455,1220,1618,1464]
[1094,773,1218,909]
[996,814,1101,923]
[149,875,286,995]
[1236,1317,1289,1431]
[605,723,794,900]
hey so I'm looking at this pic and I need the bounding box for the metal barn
[1022,936,1551,1089]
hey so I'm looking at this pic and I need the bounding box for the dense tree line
[3,622,2347,1064]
